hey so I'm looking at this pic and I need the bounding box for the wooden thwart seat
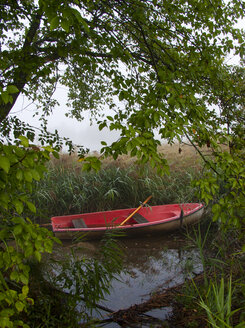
[132,213,149,224]
[72,219,87,228]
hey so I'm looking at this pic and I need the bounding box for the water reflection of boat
[51,203,204,240]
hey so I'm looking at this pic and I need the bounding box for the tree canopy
[1,1,244,155]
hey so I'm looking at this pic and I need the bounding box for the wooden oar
[119,195,152,226]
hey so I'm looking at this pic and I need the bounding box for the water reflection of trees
[125,248,202,281]
[67,233,203,289]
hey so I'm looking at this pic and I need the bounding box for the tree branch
[0,10,43,122]
[184,130,220,176]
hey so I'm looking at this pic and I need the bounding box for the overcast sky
[10,86,121,152]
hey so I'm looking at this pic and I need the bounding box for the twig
[184,131,220,175]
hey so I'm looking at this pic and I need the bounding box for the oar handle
[119,195,152,226]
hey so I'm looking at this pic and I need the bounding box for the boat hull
[51,203,204,240]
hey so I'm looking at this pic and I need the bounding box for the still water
[53,232,203,327]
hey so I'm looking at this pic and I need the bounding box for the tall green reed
[198,276,243,328]
[31,164,201,222]
[185,222,245,328]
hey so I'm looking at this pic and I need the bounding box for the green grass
[31,163,201,223]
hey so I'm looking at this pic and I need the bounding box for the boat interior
[52,208,180,229]
[51,204,202,230]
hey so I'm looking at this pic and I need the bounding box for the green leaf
[30,169,40,181]
[6,85,19,94]
[44,239,53,253]
[0,229,8,240]
[82,162,91,171]
[12,217,25,225]
[52,151,59,159]
[22,285,29,297]
[0,309,15,318]
[13,224,23,235]
[50,16,59,30]
[61,19,70,32]
[0,192,10,206]
[212,211,220,222]
[16,169,23,180]
[0,157,10,173]
[212,203,221,214]
[1,92,11,104]
[0,317,11,328]
[99,122,107,130]
[80,17,90,34]
[10,270,19,282]
[26,201,36,213]
[24,170,33,182]
[119,91,125,101]
[91,160,101,172]
[24,246,33,258]
[18,136,29,147]
[43,145,53,152]
[34,251,41,262]
[19,274,28,285]
[15,301,25,312]
[71,8,90,33]
[13,199,24,214]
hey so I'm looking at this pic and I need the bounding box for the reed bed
[32,144,203,223]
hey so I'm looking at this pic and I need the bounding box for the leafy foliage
[0,0,245,326]
[190,64,245,231]
[193,141,245,231]
[24,231,124,327]
[56,231,123,309]
[1,0,244,157]
[0,137,60,327]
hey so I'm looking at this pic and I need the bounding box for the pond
[52,231,203,327]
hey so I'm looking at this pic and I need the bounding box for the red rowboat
[51,202,204,240]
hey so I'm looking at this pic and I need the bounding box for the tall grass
[198,276,243,328]
[31,163,201,223]
[183,222,245,328]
